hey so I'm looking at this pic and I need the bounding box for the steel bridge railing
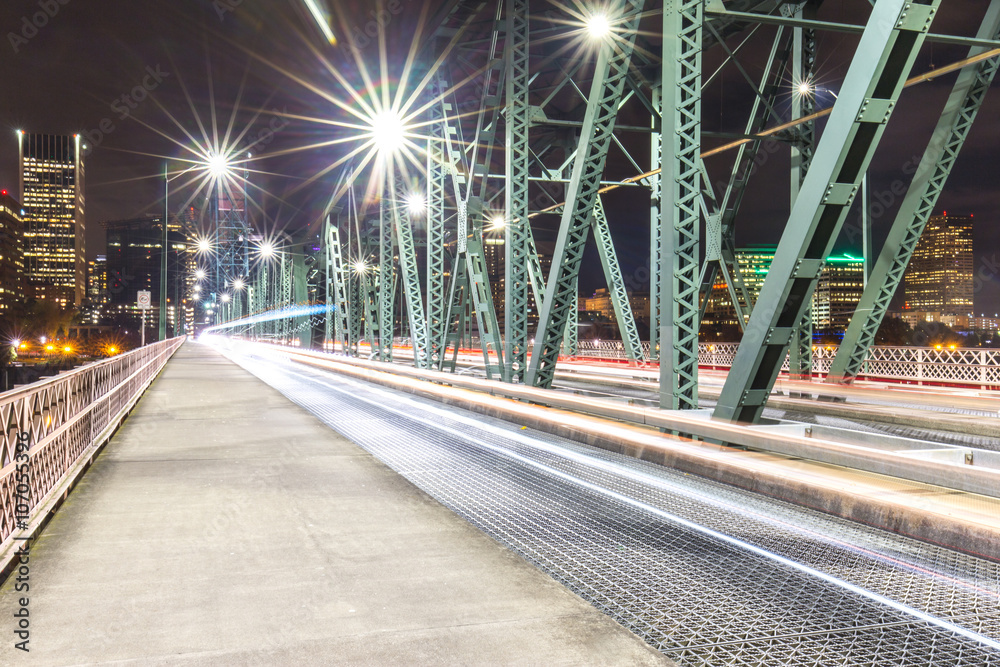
[0,336,185,555]
[395,337,1000,389]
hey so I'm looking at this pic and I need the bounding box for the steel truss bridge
[208,0,1000,426]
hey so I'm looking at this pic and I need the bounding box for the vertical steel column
[378,196,395,360]
[504,0,531,382]
[426,80,448,367]
[327,219,351,353]
[714,0,940,424]
[649,85,661,361]
[788,9,817,380]
[659,0,703,410]
[829,1,1000,384]
[391,182,431,368]
[292,250,309,348]
[526,0,643,388]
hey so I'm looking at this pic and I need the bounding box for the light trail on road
[213,340,1000,665]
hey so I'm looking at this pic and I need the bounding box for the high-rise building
[0,189,26,314]
[17,132,86,306]
[83,255,108,324]
[813,253,865,331]
[902,213,974,315]
[703,246,865,332]
[102,214,196,336]
[702,245,775,327]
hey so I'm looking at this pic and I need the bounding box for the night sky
[1,0,997,311]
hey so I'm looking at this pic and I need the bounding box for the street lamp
[405,192,426,216]
[585,13,612,40]
[207,152,232,179]
[370,110,407,156]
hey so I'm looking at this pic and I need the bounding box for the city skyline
[0,0,998,312]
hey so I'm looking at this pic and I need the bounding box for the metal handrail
[0,337,185,551]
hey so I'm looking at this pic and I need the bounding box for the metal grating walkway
[220,344,1000,665]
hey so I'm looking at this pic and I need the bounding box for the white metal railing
[0,337,185,551]
[401,337,1000,388]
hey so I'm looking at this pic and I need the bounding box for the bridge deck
[0,342,669,666]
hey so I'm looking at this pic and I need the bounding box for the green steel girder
[391,183,432,369]
[789,5,818,380]
[714,0,942,424]
[348,272,364,355]
[828,1,1000,384]
[279,253,292,341]
[562,275,577,356]
[378,196,395,361]
[592,196,644,362]
[327,218,352,353]
[438,252,469,373]
[660,0,704,410]
[649,86,661,361]
[504,0,531,383]
[292,250,310,348]
[526,0,644,389]
[426,75,449,367]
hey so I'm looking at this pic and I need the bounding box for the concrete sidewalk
[0,342,670,666]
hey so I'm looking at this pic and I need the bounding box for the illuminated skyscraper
[813,254,865,331]
[17,132,86,306]
[0,189,26,314]
[703,246,865,332]
[902,213,974,315]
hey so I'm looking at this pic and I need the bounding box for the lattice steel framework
[788,5,818,381]
[714,0,943,424]
[659,0,703,410]
[503,0,531,383]
[325,217,351,352]
[426,75,449,367]
[213,170,251,312]
[648,85,661,362]
[592,196,643,362]
[828,0,1000,385]
[372,195,393,360]
[391,175,432,369]
[526,0,644,389]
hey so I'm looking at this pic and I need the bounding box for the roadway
[0,342,668,666]
[216,341,1000,665]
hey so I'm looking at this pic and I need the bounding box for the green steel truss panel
[592,196,644,361]
[649,85,661,362]
[526,0,644,389]
[426,75,449,367]
[714,0,941,424]
[326,219,351,353]
[292,251,310,348]
[439,253,470,373]
[504,0,531,382]
[378,196,395,361]
[828,1,1000,384]
[789,9,818,380]
[660,0,704,410]
[392,186,432,369]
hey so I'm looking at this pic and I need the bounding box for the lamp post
[160,162,168,341]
